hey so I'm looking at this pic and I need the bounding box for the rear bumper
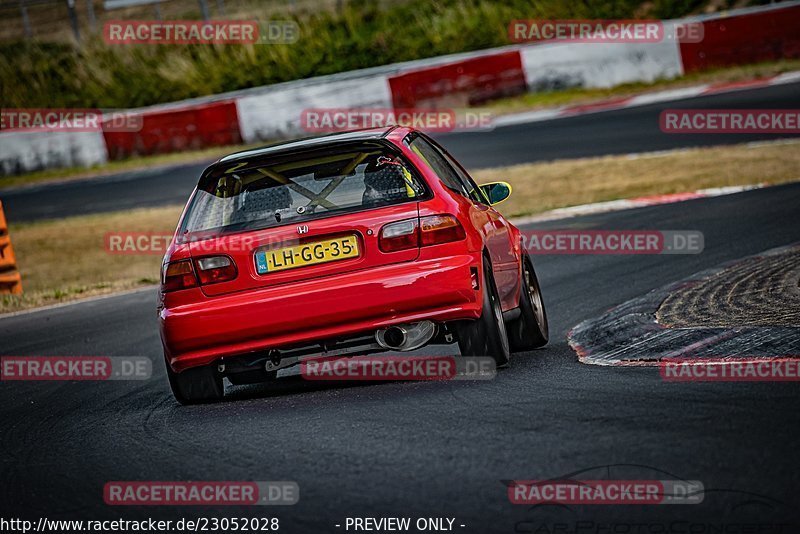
[160,254,481,372]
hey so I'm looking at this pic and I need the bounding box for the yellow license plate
[255,235,359,274]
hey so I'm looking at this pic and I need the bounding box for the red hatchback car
[159,126,548,403]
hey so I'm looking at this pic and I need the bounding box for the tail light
[379,219,419,252]
[378,214,465,253]
[162,260,198,292]
[195,255,237,285]
[419,214,465,246]
[162,256,237,292]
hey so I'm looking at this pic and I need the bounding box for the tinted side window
[438,147,489,205]
[406,135,468,198]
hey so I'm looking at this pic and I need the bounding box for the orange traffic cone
[0,200,23,294]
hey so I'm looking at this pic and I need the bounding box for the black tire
[507,254,549,351]
[166,360,224,405]
[456,256,511,367]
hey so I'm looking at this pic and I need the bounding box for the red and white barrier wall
[101,100,242,160]
[519,37,683,91]
[0,131,109,176]
[236,73,394,143]
[1,1,798,176]
[679,3,800,72]
[388,51,528,109]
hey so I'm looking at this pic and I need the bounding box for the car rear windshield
[179,141,427,237]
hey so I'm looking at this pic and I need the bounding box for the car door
[415,134,520,310]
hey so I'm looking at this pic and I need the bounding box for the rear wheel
[507,254,549,351]
[166,360,224,405]
[456,256,511,367]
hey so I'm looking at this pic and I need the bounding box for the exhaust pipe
[375,321,436,351]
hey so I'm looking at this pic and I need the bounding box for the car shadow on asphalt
[222,373,461,402]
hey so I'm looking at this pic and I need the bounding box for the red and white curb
[495,70,800,128]
[567,242,800,366]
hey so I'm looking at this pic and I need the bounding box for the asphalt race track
[2,81,799,223]
[2,182,800,529]
[2,78,800,529]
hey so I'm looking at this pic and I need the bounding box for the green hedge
[1,0,722,108]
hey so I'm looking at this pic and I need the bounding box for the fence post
[86,0,97,33]
[19,0,32,38]
[197,0,210,21]
[66,0,81,41]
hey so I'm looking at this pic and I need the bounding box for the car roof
[219,127,399,163]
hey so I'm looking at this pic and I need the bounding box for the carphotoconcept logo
[522,230,703,255]
[509,464,787,531]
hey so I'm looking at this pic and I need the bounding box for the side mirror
[479,181,512,205]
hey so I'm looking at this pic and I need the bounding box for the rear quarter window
[405,135,468,197]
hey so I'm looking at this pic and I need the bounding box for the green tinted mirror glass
[480,182,511,205]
